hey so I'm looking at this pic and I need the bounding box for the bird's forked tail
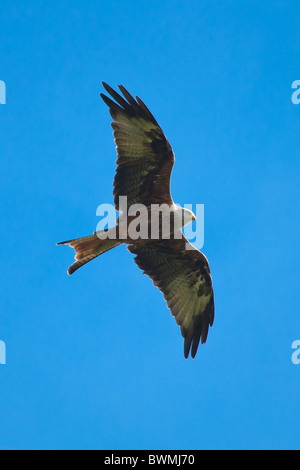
[57,230,121,275]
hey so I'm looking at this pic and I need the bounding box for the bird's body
[58,83,214,358]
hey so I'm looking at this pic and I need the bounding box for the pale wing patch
[130,117,159,132]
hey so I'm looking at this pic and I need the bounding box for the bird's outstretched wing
[101,83,175,210]
[127,237,214,358]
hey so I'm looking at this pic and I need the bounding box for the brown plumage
[101,82,174,209]
[128,237,214,359]
[58,83,214,359]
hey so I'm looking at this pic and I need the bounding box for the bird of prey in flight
[58,82,214,358]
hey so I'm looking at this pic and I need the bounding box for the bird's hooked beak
[192,214,197,221]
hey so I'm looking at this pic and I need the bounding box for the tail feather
[57,230,121,275]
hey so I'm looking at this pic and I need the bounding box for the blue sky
[0,0,299,450]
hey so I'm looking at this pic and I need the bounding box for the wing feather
[101,83,175,210]
[128,236,214,359]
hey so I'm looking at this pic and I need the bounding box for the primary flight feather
[58,82,214,359]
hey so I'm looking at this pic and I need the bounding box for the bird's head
[180,207,196,227]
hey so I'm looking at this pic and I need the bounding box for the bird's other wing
[101,83,175,210]
[127,236,214,359]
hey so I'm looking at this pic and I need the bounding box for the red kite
[58,83,214,358]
